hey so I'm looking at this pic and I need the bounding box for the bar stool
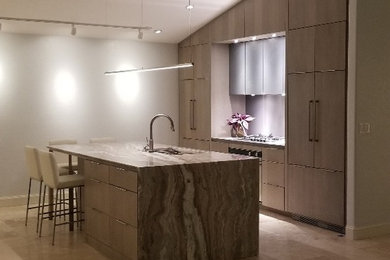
[48,139,78,171]
[38,150,84,245]
[24,146,43,232]
[89,137,117,143]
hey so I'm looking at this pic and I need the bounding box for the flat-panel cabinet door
[179,80,194,139]
[287,27,315,73]
[314,71,345,172]
[287,165,344,226]
[287,73,315,167]
[210,2,245,42]
[229,43,246,95]
[109,218,137,260]
[85,178,109,214]
[315,22,346,72]
[86,207,110,246]
[178,46,193,80]
[245,40,264,95]
[263,37,286,94]
[193,79,211,140]
[311,168,345,226]
[245,0,287,36]
[109,185,137,227]
[289,0,347,29]
[193,44,210,79]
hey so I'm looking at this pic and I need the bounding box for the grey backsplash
[245,95,285,137]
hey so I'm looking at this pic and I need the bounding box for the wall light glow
[114,65,139,102]
[54,71,76,103]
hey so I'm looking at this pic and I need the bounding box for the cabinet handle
[113,185,127,192]
[192,99,196,130]
[189,100,194,130]
[90,161,101,165]
[91,207,103,214]
[308,100,314,142]
[315,100,320,142]
[115,219,128,226]
[115,167,126,172]
[90,178,101,183]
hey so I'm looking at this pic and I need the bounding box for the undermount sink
[154,147,183,155]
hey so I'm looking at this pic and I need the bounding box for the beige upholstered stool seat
[53,174,84,189]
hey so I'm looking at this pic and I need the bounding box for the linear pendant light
[104,0,194,75]
[104,63,193,75]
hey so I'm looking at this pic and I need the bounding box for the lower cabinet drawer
[262,184,285,211]
[109,185,137,227]
[85,178,109,213]
[86,207,110,246]
[110,218,138,260]
[262,162,285,187]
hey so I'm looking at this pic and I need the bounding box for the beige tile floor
[1,205,390,259]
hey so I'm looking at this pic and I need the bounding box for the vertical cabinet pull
[314,100,320,142]
[190,99,196,130]
[192,100,196,130]
[308,100,314,142]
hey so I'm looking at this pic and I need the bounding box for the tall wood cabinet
[179,29,211,149]
[286,0,347,227]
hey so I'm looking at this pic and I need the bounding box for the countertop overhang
[48,142,258,171]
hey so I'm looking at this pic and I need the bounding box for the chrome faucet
[147,114,175,152]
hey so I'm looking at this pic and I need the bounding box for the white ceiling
[0,0,241,43]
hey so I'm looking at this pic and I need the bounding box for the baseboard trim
[345,223,390,240]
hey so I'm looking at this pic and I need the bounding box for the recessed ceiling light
[234,39,239,44]
[154,29,162,34]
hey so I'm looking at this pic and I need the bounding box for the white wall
[0,33,179,198]
[347,0,390,239]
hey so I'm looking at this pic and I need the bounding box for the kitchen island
[48,142,259,260]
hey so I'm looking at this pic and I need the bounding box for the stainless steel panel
[263,37,285,95]
[229,43,246,95]
[245,40,264,95]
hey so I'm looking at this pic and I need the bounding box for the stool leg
[39,185,47,237]
[25,178,32,226]
[52,189,59,246]
[36,181,43,233]
[75,188,79,228]
[79,186,83,231]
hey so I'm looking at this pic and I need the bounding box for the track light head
[71,24,76,36]
[138,29,143,40]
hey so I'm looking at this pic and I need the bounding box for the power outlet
[359,123,371,134]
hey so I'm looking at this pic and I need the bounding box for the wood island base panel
[48,142,259,260]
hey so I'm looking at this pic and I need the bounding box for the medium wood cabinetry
[289,0,347,29]
[244,0,288,36]
[84,159,138,260]
[286,0,347,227]
[210,2,244,42]
[287,22,346,73]
[262,148,285,211]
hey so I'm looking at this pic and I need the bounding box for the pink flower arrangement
[227,113,255,132]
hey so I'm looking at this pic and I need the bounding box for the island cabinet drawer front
[109,218,137,260]
[85,207,110,246]
[263,148,285,163]
[85,179,109,213]
[262,184,285,211]
[109,166,137,193]
[109,185,137,227]
[84,160,109,183]
[262,162,285,187]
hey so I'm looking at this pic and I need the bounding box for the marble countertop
[48,142,257,171]
[212,137,285,148]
